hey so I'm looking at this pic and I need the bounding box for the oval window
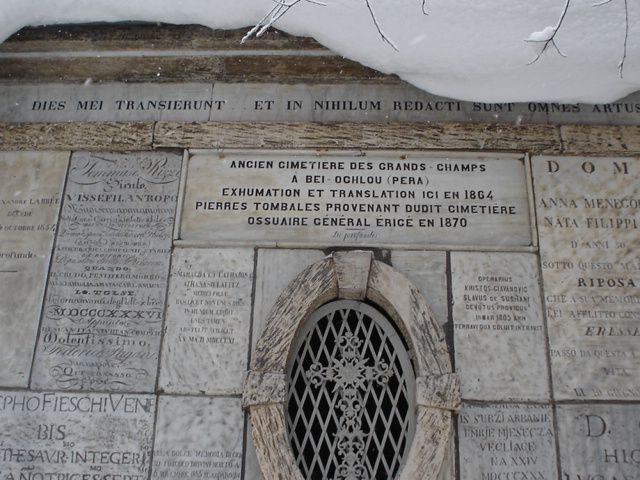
[286,300,416,480]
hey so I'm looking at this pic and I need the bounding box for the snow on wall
[0,0,638,103]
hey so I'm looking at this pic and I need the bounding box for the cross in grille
[307,330,391,480]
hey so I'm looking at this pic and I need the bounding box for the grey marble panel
[32,151,182,392]
[152,396,243,480]
[556,404,640,480]
[0,151,68,387]
[0,83,214,122]
[0,390,155,478]
[210,83,639,125]
[181,152,531,248]
[459,403,557,480]
[251,248,326,352]
[208,83,494,123]
[533,156,640,400]
[2,82,639,125]
[159,247,254,394]
[390,250,448,326]
[243,430,264,480]
[452,252,549,401]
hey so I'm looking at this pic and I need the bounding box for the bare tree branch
[525,0,571,65]
[245,0,416,51]
[246,0,631,77]
[593,0,629,78]
[365,0,399,51]
[242,0,326,43]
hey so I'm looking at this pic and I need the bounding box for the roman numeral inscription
[32,152,181,393]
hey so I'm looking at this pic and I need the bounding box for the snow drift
[0,0,638,103]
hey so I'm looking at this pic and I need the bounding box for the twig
[242,0,326,43]
[621,0,629,77]
[246,0,433,51]
[525,0,571,65]
[364,0,399,51]
[593,0,629,78]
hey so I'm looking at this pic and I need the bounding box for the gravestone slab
[452,252,549,401]
[556,404,640,480]
[533,156,640,400]
[159,248,254,395]
[32,151,182,392]
[0,390,155,478]
[391,250,448,327]
[0,151,68,388]
[459,403,557,480]
[181,152,531,248]
[151,396,244,480]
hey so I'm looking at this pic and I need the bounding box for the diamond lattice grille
[287,300,415,480]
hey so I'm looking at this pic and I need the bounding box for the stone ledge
[2,121,639,154]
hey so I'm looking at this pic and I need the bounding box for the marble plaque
[533,156,640,400]
[252,248,325,351]
[557,404,640,480]
[159,248,254,394]
[0,83,214,122]
[152,396,243,480]
[208,83,548,124]
[1,82,639,125]
[459,403,557,480]
[209,83,640,126]
[0,151,68,388]
[452,252,549,401]
[390,250,448,327]
[0,390,155,478]
[32,151,182,392]
[181,152,531,247]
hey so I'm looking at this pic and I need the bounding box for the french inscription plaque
[32,151,182,392]
[159,248,254,394]
[452,252,548,401]
[182,152,531,247]
[557,404,640,480]
[533,156,640,400]
[152,396,243,480]
[0,390,155,479]
[0,151,68,387]
[459,403,557,480]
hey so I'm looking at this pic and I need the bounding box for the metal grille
[287,300,415,480]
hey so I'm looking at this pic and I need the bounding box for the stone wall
[1,148,638,480]
[0,23,639,480]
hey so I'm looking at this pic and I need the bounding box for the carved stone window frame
[243,250,460,480]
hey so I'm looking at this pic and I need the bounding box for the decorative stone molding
[333,250,373,300]
[242,372,287,408]
[243,250,458,480]
[416,374,461,411]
